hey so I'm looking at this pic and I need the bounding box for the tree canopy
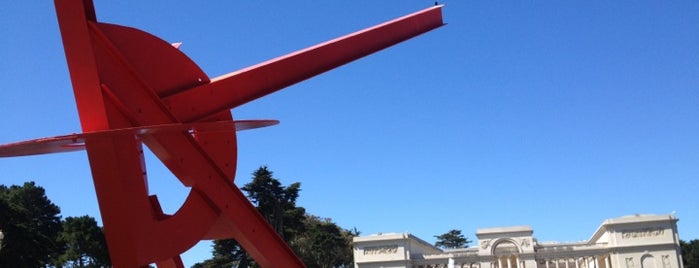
[291,215,357,268]
[242,166,305,240]
[0,182,109,268]
[56,215,111,267]
[0,181,62,267]
[194,166,357,268]
[434,229,472,249]
[681,239,699,268]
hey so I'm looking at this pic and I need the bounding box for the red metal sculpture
[0,0,443,267]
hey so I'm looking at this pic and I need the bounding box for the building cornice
[588,214,678,243]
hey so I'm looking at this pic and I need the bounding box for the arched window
[493,240,520,255]
[641,255,656,268]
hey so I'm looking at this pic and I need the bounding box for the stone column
[507,256,512,268]
[594,257,600,268]
[516,257,522,268]
[604,256,610,268]
[546,259,550,268]
[575,257,580,268]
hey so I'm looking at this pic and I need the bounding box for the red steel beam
[163,5,444,123]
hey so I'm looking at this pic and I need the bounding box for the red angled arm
[164,5,444,123]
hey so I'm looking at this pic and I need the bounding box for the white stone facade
[353,214,683,268]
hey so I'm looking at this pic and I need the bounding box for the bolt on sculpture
[0,0,443,267]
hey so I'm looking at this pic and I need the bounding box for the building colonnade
[539,255,610,268]
[493,255,524,268]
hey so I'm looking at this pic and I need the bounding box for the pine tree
[434,229,472,249]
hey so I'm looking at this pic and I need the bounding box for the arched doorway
[492,240,522,268]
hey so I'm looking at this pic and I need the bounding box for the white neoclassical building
[353,214,684,268]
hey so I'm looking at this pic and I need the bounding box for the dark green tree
[192,239,251,268]
[242,166,304,240]
[0,197,11,252]
[434,229,472,249]
[0,181,62,267]
[194,166,361,268]
[291,215,358,268]
[681,239,699,268]
[194,166,305,268]
[55,215,111,267]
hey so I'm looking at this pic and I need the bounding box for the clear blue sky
[1,1,697,266]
